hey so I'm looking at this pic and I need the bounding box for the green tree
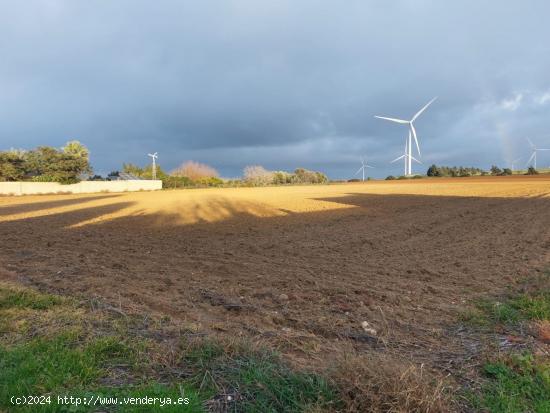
[0,151,26,181]
[490,165,502,176]
[426,164,441,177]
[62,140,89,160]
[122,163,145,177]
[26,144,91,184]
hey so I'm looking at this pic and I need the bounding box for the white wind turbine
[390,131,422,174]
[355,157,374,181]
[510,157,522,172]
[147,152,158,180]
[375,97,437,176]
[525,138,550,170]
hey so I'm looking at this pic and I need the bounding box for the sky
[1,0,550,178]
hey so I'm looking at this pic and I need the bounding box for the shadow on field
[0,191,549,373]
[0,194,121,217]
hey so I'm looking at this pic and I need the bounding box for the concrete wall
[0,180,162,196]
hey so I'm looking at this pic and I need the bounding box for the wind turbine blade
[526,152,536,166]
[410,155,422,164]
[366,165,375,168]
[391,155,406,163]
[355,167,363,175]
[374,116,409,124]
[410,124,421,157]
[411,97,437,122]
[537,148,550,151]
[526,137,535,149]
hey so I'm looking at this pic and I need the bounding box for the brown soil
[1,176,549,375]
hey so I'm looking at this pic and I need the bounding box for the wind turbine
[355,157,374,181]
[375,97,437,175]
[525,138,550,170]
[510,157,522,172]
[147,152,158,180]
[390,130,422,175]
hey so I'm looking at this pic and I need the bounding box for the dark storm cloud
[1,1,550,177]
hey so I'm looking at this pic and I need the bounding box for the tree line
[425,164,538,177]
[117,161,328,188]
[0,141,91,184]
[0,140,329,187]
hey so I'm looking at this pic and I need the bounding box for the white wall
[0,180,162,196]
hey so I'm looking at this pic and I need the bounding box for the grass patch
[182,338,340,412]
[0,286,63,310]
[463,284,550,412]
[462,291,550,327]
[0,282,203,412]
[0,332,203,412]
[471,354,550,413]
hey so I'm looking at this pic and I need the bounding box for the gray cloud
[1,0,550,178]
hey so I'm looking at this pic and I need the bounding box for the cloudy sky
[1,1,549,178]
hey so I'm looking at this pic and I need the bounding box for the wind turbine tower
[390,131,421,175]
[525,138,549,170]
[510,157,522,172]
[355,157,374,181]
[148,152,158,180]
[375,97,437,176]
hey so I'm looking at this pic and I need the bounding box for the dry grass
[328,352,454,413]
[534,320,550,344]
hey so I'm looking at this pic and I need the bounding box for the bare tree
[171,161,219,180]
[243,165,274,185]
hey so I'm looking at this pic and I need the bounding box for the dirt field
[1,176,550,374]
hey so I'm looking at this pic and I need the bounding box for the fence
[0,180,162,196]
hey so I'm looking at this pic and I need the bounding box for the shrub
[526,166,539,175]
[292,168,328,184]
[272,171,293,185]
[162,175,193,189]
[195,176,224,187]
[385,175,396,180]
